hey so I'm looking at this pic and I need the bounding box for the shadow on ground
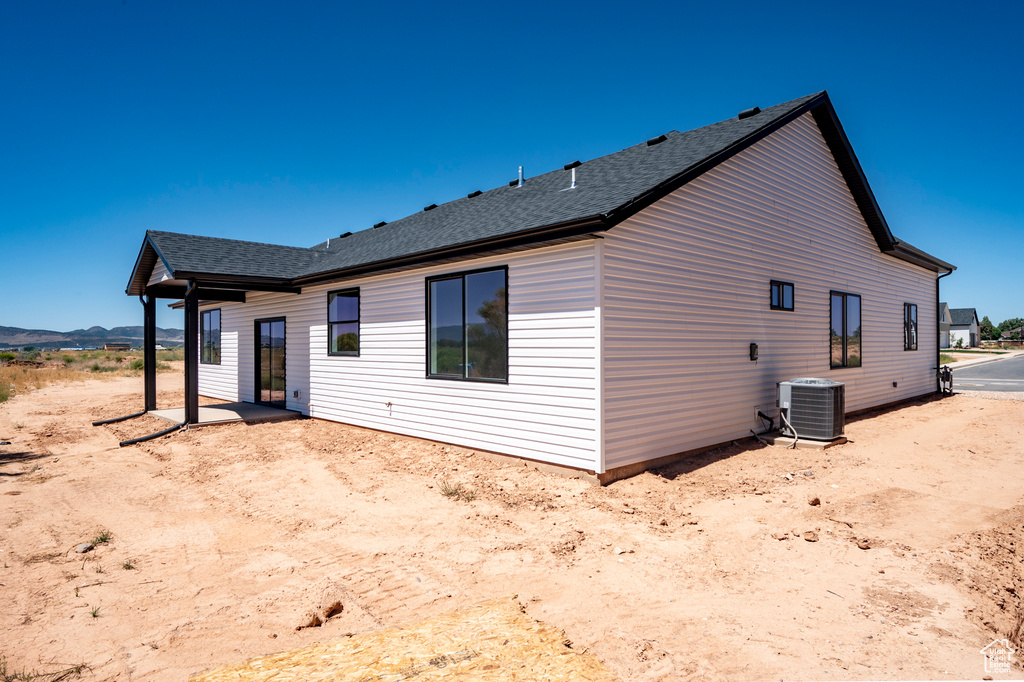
[0,450,52,475]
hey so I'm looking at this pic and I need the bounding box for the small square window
[771,281,794,311]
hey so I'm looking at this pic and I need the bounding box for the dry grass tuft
[0,349,180,402]
[0,656,87,681]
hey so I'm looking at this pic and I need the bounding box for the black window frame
[425,265,509,383]
[770,280,795,311]
[829,291,862,369]
[327,288,360,356]
[200,308,221,365]
[904,303,918,351]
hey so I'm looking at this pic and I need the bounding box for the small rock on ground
[75,543,94,554]
[803,531,819,542]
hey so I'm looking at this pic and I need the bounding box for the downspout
[936,269,953,393]
[119,421,185,447]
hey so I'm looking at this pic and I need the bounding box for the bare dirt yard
[1,368,1023,680]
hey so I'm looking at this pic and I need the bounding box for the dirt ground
[1,367,1023,681]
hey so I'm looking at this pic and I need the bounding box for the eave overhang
[292,216,607,287]
[884,241,956,274]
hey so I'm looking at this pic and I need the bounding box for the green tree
[998,317,1024,332]
[997,318,1024,341]
[980,315,996,340]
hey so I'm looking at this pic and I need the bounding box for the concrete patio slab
[149,402,302,427]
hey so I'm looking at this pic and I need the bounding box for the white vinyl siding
[601,112,938,470]
[197,303,240,402]
[198,292,314,411]
[199,242,601,471]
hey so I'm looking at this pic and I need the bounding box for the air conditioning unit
[776,378,845,440]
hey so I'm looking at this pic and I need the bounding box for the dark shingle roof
[127,90,952,295]
[299,93,822,277]
[949,308,978,326]
[146,230,320,280]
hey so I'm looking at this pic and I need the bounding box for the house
[938,302,951,348]
[949,307,979,348]
[124,91,954,483]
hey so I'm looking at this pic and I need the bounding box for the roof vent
[738,106,761,120]
[646,134,667,146]
[339,231,352,238]
[517,165,524,187]
[423,203,437,211]
[467,190,482,198]
[559,166,577,191]
[563,160,581,170]
[373,221,387,228]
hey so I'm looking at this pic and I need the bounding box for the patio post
[183,279,200,424]
[143,293,157,412]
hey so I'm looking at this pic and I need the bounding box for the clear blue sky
[1,0,1021,332]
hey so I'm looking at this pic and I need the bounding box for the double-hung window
[427,267,507,381]
[904,303,918,351]
[830,292,862,368]
[200,309,221,364]
[770,280,794,311]
[328,289,359,355]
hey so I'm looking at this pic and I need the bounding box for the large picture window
[201,309,221,365]
[904,303,918,351]
[427,267,507,381]
[328,289,359,355]
[830,292,862,368]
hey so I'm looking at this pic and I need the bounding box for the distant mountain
[0,325,184,349]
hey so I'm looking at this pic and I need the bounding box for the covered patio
[95,232,308,444]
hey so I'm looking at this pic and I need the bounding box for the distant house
[123,91,954,483]
[104,342,131,352]
[938,302,951,348]
[949,308,979,348]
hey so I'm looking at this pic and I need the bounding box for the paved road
[952,354,1024,392]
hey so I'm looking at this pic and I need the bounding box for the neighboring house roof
[938,302,951,323]
[126,91,954,296]
[949,308,979,326]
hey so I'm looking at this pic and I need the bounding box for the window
[427,267,507,381]
[904,303,918,351]
[201,309,221,364]
[830,292,861,368]
[770,280,794,311]
[328,289,359,355]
